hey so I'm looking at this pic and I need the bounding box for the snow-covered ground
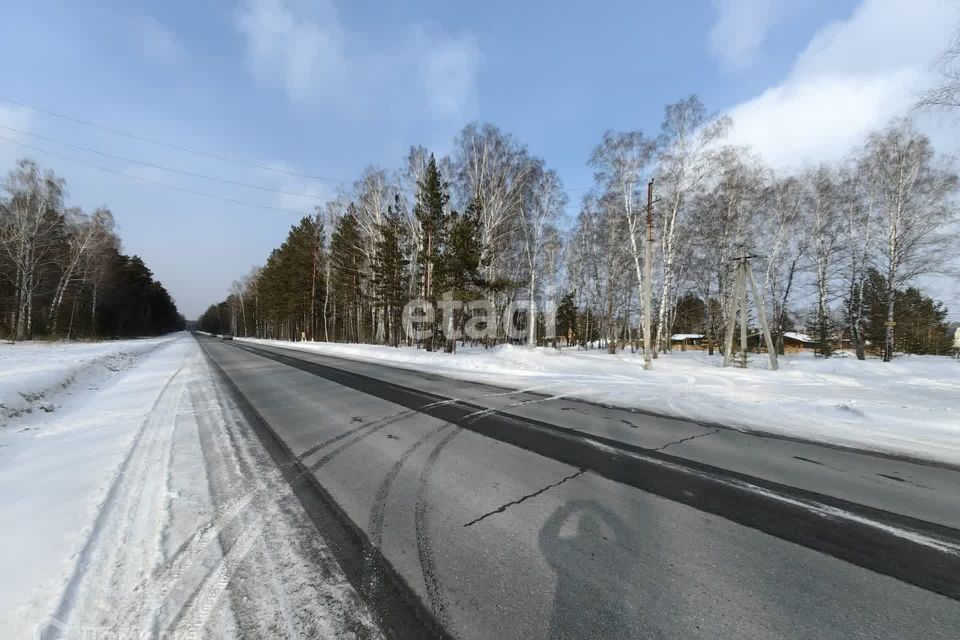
[0,334,381,639]
[239,338,960,466]
[0,337,175,426]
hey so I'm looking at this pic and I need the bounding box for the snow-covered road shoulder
[0,334,382,639]
[238,338,960,467]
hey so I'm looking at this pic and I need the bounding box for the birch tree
[760,175,805,354]
[804,166,843,356]
[0,159,65,340]
[653,96,730,354]
[453,123,536,331]
[857,120,958,362]
[519,166,566,346]
[837,169,873,360]
[589,131,657,353]
[48,207,115,334]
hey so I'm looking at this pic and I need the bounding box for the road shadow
[538,499,635,638]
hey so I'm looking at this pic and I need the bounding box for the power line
[0,94,351,185]
[0,134,307,216]
[0,123,329,201]
[0,95,609,198]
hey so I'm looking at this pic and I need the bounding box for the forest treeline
[0,159,184,340]
[200,96,957,360]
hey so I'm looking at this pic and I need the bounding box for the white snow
[0,337,175,426]
[0,334,381,639]
[670,334,704,341]
[239,338,960,466]
[783,331,815,343]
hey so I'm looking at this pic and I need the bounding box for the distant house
[670,333,704,349]
[782,332,816,351]
[747,331,816,352]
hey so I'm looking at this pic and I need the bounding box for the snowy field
[0,334,380,639]
[240,338,960,467]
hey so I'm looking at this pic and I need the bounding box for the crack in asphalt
[463,468,587,528]
[653,428,720,452]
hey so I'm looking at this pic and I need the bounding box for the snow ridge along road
[0,337,174,426]
[1,334,382,639]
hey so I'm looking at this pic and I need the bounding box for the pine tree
[440,196,485,295]
[330,211,365,342]
[556,292,578,346]
[413,154,449,350]
[374,195,410,347]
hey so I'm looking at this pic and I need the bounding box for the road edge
[197,337,453,640]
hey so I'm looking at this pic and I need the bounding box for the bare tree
[453,123,536,339]
[519,166,567,346]
[803,166,843,355]
[589,131,657,358]
[837,169,873,360]
[0,159,65,340]
[760,175,805,354]
[918,25,960,110]
[354,167,392,342]
[47,207,117,334]
[857,119,958,361]
[653,96,731,355]
[691,147,766,351]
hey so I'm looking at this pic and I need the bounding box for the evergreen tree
[556,292,578,346]
[862,268,951,355]
[330,210,365,342]
[374,195,410,346]
[413,154,449,349]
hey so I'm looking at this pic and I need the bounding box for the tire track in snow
[172,354,382,639]
[51,355,188,631]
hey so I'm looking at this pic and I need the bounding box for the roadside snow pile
[240,338,960,465]
[0,337,175,426]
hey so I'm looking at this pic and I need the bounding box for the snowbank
[0,336,176,426]
[240,338,960,465]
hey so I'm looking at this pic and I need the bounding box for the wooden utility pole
[723,255,779,370]
[746,266,778,370]
[642,179,654,371]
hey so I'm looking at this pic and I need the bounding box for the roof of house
[671,333,705,340]
[783,331,815,343]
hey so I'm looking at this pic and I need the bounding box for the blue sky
[0,0,957,318]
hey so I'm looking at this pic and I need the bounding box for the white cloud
[138,18,184,66]
[707,0,780,70]
[235,0,345,103]
[234,0,479,121]
[724,0,959,169]
[414,28,480,120]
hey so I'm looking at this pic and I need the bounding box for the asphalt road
[197,336,960,640]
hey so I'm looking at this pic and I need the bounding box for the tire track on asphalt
[225,339,960,602]
[297,408,419,461]
[365,423,454,596]
[414,427,462,631]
